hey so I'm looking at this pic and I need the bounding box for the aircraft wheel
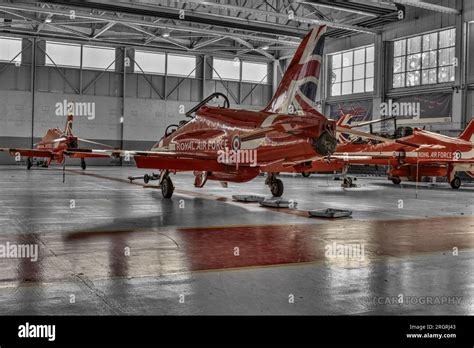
[161,176,174,198]
[450,176,461,189]
[80,158,86,170]
[26,158,32,170]
[344,177,353,186]
[270,178,284,197]
[391,176,401,185]
[143,174,150,184]
[302,171,311,178]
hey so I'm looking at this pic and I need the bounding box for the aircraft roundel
[232,136,241,151]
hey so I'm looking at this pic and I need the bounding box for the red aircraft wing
[66,148,224,171]
[0,148,54,158]
[65,148,114,159]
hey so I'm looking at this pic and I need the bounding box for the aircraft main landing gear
[391,176,401,185]
[450,176,461,189]
[160,174,174,198]
[266,173,284,197]
[80,158,86,170]
[342,177,352,187]
[26,157,32,170]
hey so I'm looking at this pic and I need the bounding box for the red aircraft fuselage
[133,105,336,183]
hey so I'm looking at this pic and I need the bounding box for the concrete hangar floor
[0,164,473,315]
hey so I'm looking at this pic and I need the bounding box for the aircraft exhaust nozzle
[312,131,337,156]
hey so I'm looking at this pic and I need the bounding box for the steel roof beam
[392,0,460,15]
[41,0,310,38]
[92,21,116,39]
[0,3,300,47]
[231,36,275,60]
[170,0,378,34]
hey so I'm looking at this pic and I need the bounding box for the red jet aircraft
[296,113,474,189]
[279,110,474,190]
[75,25,379,198]
[0,115,112,170]
[329,118,474,189]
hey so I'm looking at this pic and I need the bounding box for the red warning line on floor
[1,217,473,283]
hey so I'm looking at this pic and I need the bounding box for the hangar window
[45,41,81,68]
[0,36,22,64]
[212,58,240,81]
[167,54,196,77]
[134,50,166,75]
[82,45,116,71]
[392,28,455,88]
[328,45,374,97]
[242,61,268,84]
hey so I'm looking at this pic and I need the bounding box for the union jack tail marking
[264,26,326,115]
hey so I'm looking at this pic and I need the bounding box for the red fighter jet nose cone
[312,131,337,156]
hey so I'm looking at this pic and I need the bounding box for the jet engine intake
[312,131,337,156]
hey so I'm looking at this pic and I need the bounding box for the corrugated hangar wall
[0,0,472,166]
[0,41,273,165]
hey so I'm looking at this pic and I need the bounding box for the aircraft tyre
[450,176,461,189]
[81,158,86,170]
[26,158,32,170]
[391,176,401,185]
[302,171,311,177]
[270,178,284,197]
[161,176,174,198]
[143,174,150,184]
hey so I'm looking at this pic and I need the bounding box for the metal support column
[30,38,36,148]
[272,60,278,96]
[121,47,127,165]
[164,53,168,100]
[202,55,207,100]
[238,58,242,104]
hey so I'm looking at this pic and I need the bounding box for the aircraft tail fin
[459,119,474,142]
[336,111,354,127]
[64,114,73,136]
[335,110,357,144]
[263,25,326,115]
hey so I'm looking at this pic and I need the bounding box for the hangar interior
[0,0,473,315]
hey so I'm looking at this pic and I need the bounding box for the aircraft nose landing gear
[159,170,174,198]
[266,173,284,197]
[450,176,461,189]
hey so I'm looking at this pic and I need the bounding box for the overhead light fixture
[45,14,53,23]
[261,45,270,50]
[162,32,170,38]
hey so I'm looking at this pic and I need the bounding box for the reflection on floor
[0,165,473,315]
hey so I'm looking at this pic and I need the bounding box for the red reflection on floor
[177,216,474,270]
[1,216,473,284]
